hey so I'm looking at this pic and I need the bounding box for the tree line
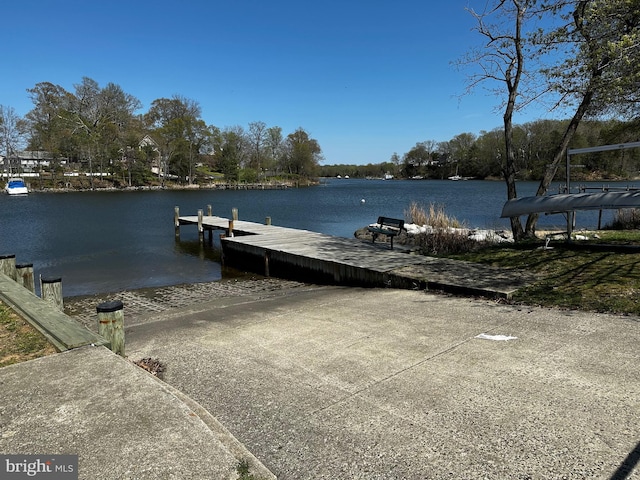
[0,78,323,187]
[320,117,640,181]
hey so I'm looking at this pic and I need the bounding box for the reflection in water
[173,237,222,262]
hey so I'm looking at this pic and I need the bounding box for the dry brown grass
[0,302,57,367]
[404,201,463,229]
[606,208,640,230]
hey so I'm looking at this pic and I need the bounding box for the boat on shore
[449,175,476,181]
[5,177,29,195]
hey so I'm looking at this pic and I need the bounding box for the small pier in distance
[176,208,535,299]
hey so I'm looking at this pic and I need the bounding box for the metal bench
[367,216,405,249]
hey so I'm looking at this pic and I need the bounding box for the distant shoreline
[20,181,297,194]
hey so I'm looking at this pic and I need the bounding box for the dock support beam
[174,206,180,239]
[264,251,270,277]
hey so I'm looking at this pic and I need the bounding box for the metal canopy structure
[501,190,640,217]
[565,141,640,193]
[501,141,640,237]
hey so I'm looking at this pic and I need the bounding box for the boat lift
[501,141,640,239]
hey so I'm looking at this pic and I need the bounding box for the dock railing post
[0,254,17,281]
[16,263,35,293]
[40,276,63,311]
[198,209,204,244]
[97,300,125,357]
[206,205,213,244]
[174,206,180,239]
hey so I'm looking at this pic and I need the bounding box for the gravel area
[64,277,312,332]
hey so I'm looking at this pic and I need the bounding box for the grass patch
[588,229,640,243]
[0,302,57,367]
[235,459,269,480]
[451,238,640,314]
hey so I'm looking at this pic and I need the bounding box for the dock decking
[178,215,535,298]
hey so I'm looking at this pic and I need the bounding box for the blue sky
[2,1,554,165]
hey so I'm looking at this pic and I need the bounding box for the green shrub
[415,230,486,256]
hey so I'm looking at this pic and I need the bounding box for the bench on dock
[367,216,405,249]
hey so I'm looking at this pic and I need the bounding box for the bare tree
[265,126,284,173]
[0,106,27,175]
[65,78,141,188]
[460,0,548,239]
[248,121,267,175]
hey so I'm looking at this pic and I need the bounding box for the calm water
[0,178,630,296]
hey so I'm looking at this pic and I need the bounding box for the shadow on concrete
[610,441,640,480]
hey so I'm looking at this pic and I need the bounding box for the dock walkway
[178,215,536,298]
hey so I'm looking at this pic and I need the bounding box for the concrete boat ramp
[178,215,535,298]
[3,216,639,479]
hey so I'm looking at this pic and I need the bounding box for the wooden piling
[0,254,16,281]
[40,276,63,311]
[232,207,238,221]
[266,216,272,225]
[174,206,180,238]
[16,263,35,293]
[264,251,270,277]
[97,300,125,357]
[206,205,213,243]
[228,219,234,237]
[198,209,204,243]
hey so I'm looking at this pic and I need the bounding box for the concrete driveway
[126,286,640,480]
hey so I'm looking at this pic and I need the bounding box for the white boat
[5,177,29,195]
[448,164,462,180]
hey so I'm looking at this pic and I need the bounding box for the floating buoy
[361,198,366,203]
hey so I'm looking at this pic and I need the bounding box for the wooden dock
[177,213,537,299]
